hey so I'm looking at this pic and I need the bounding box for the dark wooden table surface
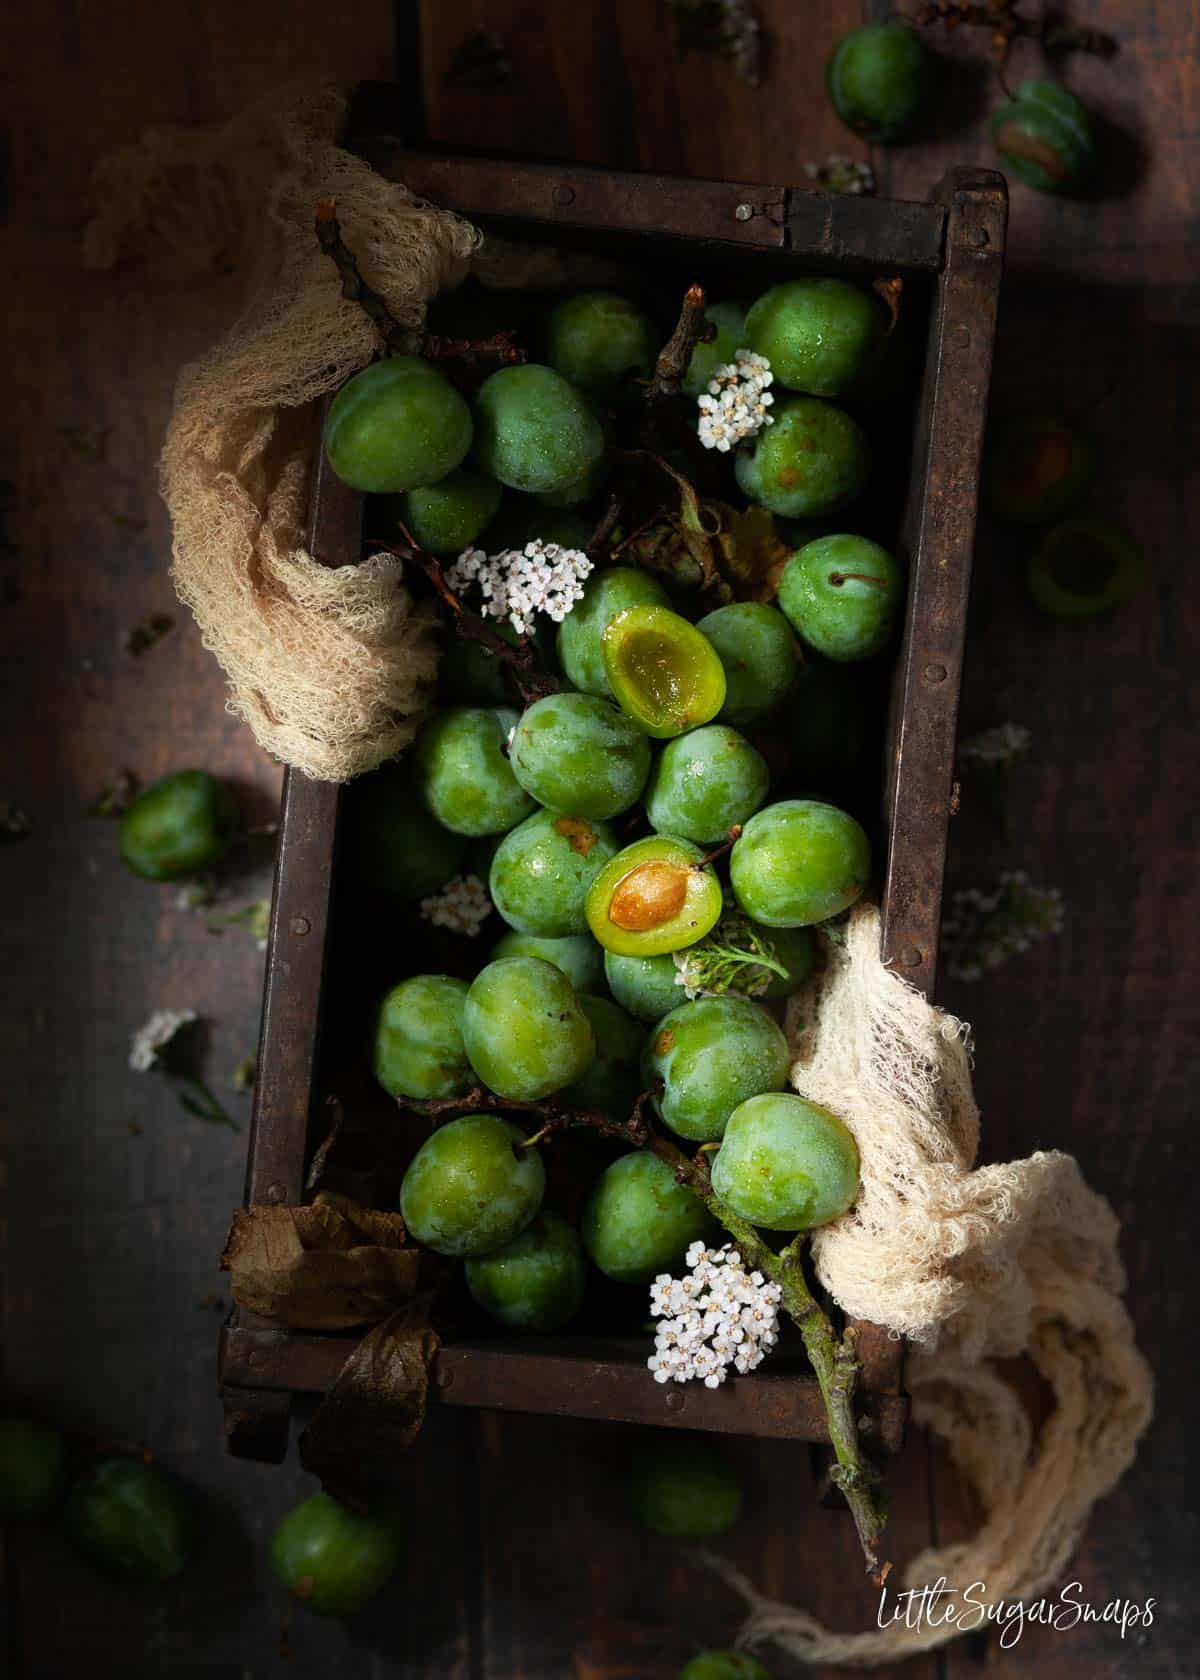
[2,2,1195,1676]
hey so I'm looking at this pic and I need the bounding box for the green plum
[490,808,618,937]
[696,602,802,727]
[582,1153,717,1284]
[744,280,887,397]
[735,397,870,520]
[462,957,594,1100]
[644,996,789,1142]
[682,300,747,397]
[645,725,769,846]
[466,1210,587,1332]
[1026,518,1144,618]
[990,80,1096,194]
[730,800,870,926]
[271,1492,403,1617]
[324,357,472,494]
[370,975,472,1101]
[473,364,605,495]
[602,604,727,739]
[545,291,658,399]
[826,21,935,143]
[0,1417,65,1518]
[343,762,466,898]
[564,993,645,1119]
[558,566,669,697]
[63,1458,191,1583]
[402,467,502,553]
[534,452,609,507]
[628,1437,741,1539]
[510,693,652,819]
[604,950,685,1022]
[414,706,535,837]
[679,1652,776,1680]
[118,770,237,881]
[586,835,724,957]
[491,930,605,992]
[779,535,903,662]
[985,415,1095,524]
[399,1113,545,1255]
[711,1092,860,1230]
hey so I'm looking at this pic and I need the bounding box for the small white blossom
[129,1009,197,1073]
[804,154,876,196]
[420,874,492,938]
[446,540,593,637]
[697,349,775,452]
[647,1242,782,1388]
[941,872,1065,984]
[960,722,1031,767]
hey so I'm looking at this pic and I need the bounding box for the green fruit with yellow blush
[399,1113,546,1256]
[730,799,870,927]
[462,956,595,1100]
[711,1092,861,1230]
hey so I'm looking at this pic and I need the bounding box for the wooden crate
[218,107,1007,1465]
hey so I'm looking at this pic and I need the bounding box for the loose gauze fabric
[87,88,1153,1667]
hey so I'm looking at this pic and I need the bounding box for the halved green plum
[490,808,619,937]
[545,291,659,400]
[644,724,769,845]
[582,1153,718,1284]
[778,535,903,662]
[990,79,1095,195]
[985,415,1095,524]
[644,995,790,1142]
[735,397,870,520]
[399,1113,545,1256]
[491,930,605,993]
[558,566,670,697]
[414,706,535,837]
[730,800,870,927]
[402,467,502,554]
[743,279,888,398]
[586,835,723,957]
[628,1436,741,1539]
[602,604,726,739]
[63,1458,192,1583]
[271,1491,403,1617]
[564,993,645,1119]
[1026,518,1144,617]
[473,363,605,495]
[604,950,685,1022]
[0,1417,65,1519]
[324,357,473,494]
[462,956,595,1099]
[682,300,747,398]
[711,1092,860,1230]
[370,975,472,1101]
[696,602,802,727]
[342,762,467,898]
[509,693,651,819]
[465,1210,587,1332]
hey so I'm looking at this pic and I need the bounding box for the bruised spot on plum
[654,1027,676,1055]
[297,1575,316,1600]
[608,860,689,931]
[553,816,599,856]
[778,467,804,488]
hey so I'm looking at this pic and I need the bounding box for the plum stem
[695,826,742,871]
[828,571,888,590]
[907,1,1116,68]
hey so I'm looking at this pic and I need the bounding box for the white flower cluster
[420,873,492,937]
[942,871,1065,984]
[647,1242,782,1389]
[697,349,775,452]
[445,540,593,636]
[128,1008,197,1073]
[804,154,876,197]
[960,721,1031,767]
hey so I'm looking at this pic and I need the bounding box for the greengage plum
[462,957,594,1100]
[735,397,870,520]
[644,724,769,845]
[370,975,472,1101]
[534,452,608,507]
[602,604,727,738]
[473,364,605,495]
[465,1210,587,1331]
[826,21,935,142]
[990,80,1095,194]
[0,1417,64,1518]
[118,770,237,881]
[510,693,651,819]
[399,1113,546,1255]
[644,996,789,1142]
[582,1153,717,1284]
[63,1458,191,1583]
[324,357,472,494]
[744,280,887,397]
[545,291,658,399]
[490,808,618,937]
[628,1436,741,1538]
[778,535,902,662]
[564,993,644,1119]
[696,602,802,726]
[604,950,685,1022]
[491,930,604,993]
[271,1492,403,1617]
[682,300,747,397]
[679,1654,776,1680]
[1026,518,1144,618]
[985,415,1094,524]
[558,566,669,697]
[730,800,870,927]
[586,835,723,957]
[402,467,502,553]
[414,706,535,837]
[343,762,466,898]
[711,1092,860,1230]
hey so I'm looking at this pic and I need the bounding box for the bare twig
[649,283,716,399]
[586,493,624,561]
[910,0,1116,65]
